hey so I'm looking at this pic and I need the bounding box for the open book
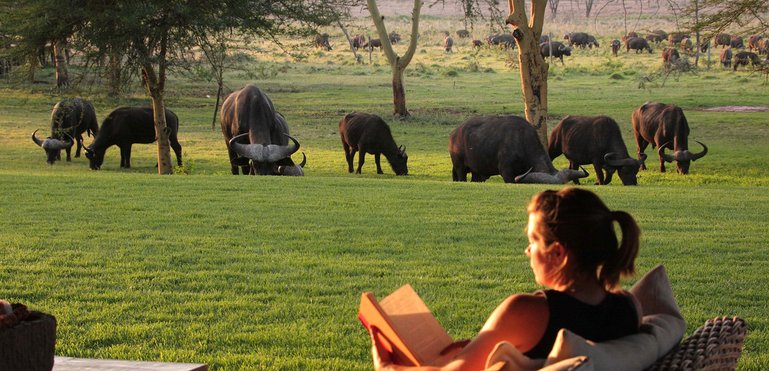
[358,284,454,366]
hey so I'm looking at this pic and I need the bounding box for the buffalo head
[658,141,708,174]
[604,152,645,185]
[32,129,73,165]
[229,133,300,175]
[390,145,409,176]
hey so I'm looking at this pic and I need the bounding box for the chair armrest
[646,316,746,371]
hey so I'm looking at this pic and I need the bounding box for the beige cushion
[629,265,683,319]
[542,265,686,371]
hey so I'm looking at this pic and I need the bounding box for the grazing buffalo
[313,33,332,51]
[472,39,483,48]
[85,107,182,170]
[748,35,763,51]
[757,39,769,56]
[680,37,693,53]
[610,39,621,56]
[456,29,470,38]
[549,116,643,186]
[626,37,653,53]
[221,85,303,175]
[389,32,401,44]
[540,41,571,64]
[662,48,680,66]
[362,38,382,49]
[730,36,745,49]
[339,112,408,175]
[32,98,99,164]
[720,48,732,68]
[632,102,707,174]
[565,32,597,48]
[714,33,731,48]
[733,51,762,70]
[444,35,454,53]
[488,34,516,48]
[351,34,366,49]
[646,31,667,44]
[448,115,588,184]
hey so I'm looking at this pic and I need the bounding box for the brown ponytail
[599,211,640,290]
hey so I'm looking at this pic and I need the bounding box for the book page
[360,284,453,366]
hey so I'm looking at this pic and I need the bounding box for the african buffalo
[730,36,745,49]
[610,39,621,56]
[668,32,689,45]
[32,97,98,164]
[221,85,303,176]
[662,48,680,66]
[549,115,643,186]
[339,112,408,175]
[313,33,332,51]
[646,31,667,44]
[488,34,516,49]
[632,102,707,174]
[733,51,762,70]
[448,115,588,184]
[680,37,693,53]
[720,48,732,67]
[540,41,571,64]
[444,35,454,53]
[362,38,382,49]
[564,32,597,48]
[626,37,653,53]
[351,34,366,49]
[85,106,182,170]
[456,29,470,38]
[748,35,763,51]
[714,33,731,48]
[389,32,401,44]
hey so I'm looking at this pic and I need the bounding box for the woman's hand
[370,327,395,370]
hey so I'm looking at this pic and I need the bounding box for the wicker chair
[647,316,747,371]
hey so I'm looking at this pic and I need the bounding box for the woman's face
[526,212,557,287]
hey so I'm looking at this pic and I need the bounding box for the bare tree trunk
[140,31,173,175]
[548,0,560,19]
[367,0,421,118]
[337,20,362,63]
[584,0,595,19]
[507,0,549,147]
[53,41,69,88]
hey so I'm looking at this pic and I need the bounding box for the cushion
[629,265,683,319]
[542,265,686,371]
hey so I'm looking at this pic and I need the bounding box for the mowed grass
[2,14,769,370]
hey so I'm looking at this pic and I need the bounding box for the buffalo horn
[604,152,641,167]
[689,141,708,161]
[276,153,306,176]
[514,167,588,184]
[32,129,44,147]
[658,141,676,163]
[229,132,300,162]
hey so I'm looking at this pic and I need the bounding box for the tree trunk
[107,51,122,97]
[367,0,421,118]
[141,64,173,175]
[53,41,69,88]
[507,0,549,148]
[392,65,408,116]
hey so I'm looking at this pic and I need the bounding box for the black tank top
[524,289,639,359]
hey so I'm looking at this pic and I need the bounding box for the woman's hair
[527,188,640,290]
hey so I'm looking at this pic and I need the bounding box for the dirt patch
[699,106,769,112]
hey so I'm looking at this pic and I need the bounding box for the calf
[549,115,642,186]
[610,39,621,56]
[540,41,571,64]
[339,112,408,175]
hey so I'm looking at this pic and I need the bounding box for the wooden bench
[53,356,208,371]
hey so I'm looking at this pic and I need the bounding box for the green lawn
[2,15,769,370]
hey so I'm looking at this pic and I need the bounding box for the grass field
[2,11,769,370]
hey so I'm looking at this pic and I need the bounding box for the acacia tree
[367,0,422,118]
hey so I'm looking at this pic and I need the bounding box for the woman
[371,188,642,370]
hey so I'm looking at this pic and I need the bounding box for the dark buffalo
[540,35,550,44]
[449,115,587,184]
[313,33,332,51]
[632,102,707,174]
[626,37,653,53]
[540,41,571,64]
[720,48,733,68]
[733,51,762,70]
[586,35,600,48]
[488,34,516,49]
[730,36,744,49]
[668,32,689,45]
[456,29,470,38]
[389,32,401,44]
[680,37,693,53]
[472,39,483,48]
[714,33,731,48]
[549,115,643,186]
[662,48,680,66]
[32,98,98,164]
[610,39,621,56]
[221,85,303,175]
[362,38,382,49]
[351,34,366,49]
[564,32,596,48]
[339,112,408,175]
[646,30,667,44]
[85,107,182,171]
[757,39,769,56]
